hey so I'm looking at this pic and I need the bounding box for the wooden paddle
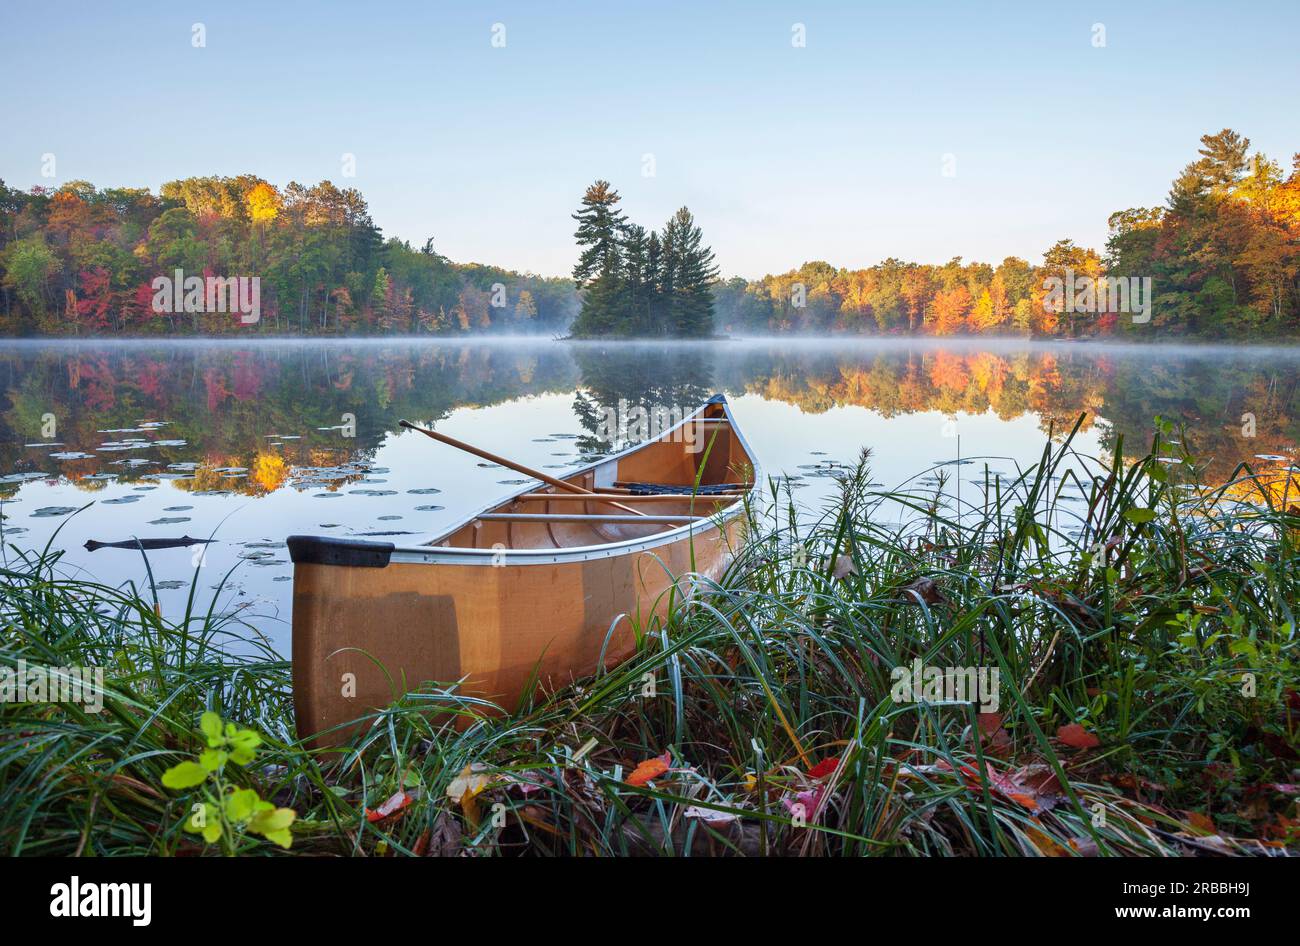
[397,419,647,517]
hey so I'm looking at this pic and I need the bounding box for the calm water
[2,338,1298,654]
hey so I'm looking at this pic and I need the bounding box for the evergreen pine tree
[569,184,717,337]
[570,180,627,336]
[660,207,718,336]
[619,223,655,335]
[645,231,664,333]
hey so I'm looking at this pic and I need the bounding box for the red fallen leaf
[365,790,413,823]
[1057,723,1100,749]
[807,757,840,779]
[976,713,1012,757]
[1015,763,1063,798]
[1183,810,1216,834]
[626,751,672,787]
[934,759,1062,813]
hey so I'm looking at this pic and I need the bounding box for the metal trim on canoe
[288,394,760,568]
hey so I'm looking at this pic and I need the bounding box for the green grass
[2,416,1297,856]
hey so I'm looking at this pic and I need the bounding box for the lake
[2,337,1297,655]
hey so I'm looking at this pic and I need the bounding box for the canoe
[287,394,758,744]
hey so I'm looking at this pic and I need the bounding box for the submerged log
[84,536,214,552]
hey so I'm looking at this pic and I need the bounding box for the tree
[2,236,62,318]
[246,183,281,223]
[571,180,627,286]
[927,285,971,335]
[514,289,538,325]
[968,288,998,332]
[659,207,718,337]
[569,181,628,336]
[619,224,655,335]
[900,267,930,333]
[1193,129,1251,194]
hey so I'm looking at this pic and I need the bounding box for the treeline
[568,181,719,337]
[717,130,1300,338]
[0,175,577,336]
[2,129,1296,339]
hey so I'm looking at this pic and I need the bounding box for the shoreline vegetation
[3,421,1297,856]
[0,129,1296,341]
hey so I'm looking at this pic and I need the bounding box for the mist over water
[1,337,1296,654]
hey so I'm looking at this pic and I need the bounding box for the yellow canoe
[288,394,757,744]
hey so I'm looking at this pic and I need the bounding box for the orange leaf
[626,752,671,787]
[1056,723,1100,749]
[1005,791,1040,811]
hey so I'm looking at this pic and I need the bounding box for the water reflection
[4,340,1296,500]
[1,338,1297,649]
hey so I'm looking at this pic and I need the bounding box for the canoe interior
[427,398,752,551]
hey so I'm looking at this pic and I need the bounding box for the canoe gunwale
[287,394,760,569]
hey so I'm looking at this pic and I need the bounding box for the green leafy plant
[161,711,296,851]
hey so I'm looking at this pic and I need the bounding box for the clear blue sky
[2,1,1297,279]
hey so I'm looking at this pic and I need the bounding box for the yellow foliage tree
[967,288,998,332]
[246,183,281,224]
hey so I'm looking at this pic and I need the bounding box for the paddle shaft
[397,419,646,517]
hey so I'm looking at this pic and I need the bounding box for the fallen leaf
[1014,763,1063,798]
[1069,837,1100,856]
[1022,818,1069,856]
[684,805,740,826]
[1056,723,1100,749]
[1005,792,1041,811]
[976,713,1012,757]
[931,759,1062,814]
[626,751,672,787]
[365,790,413,823]
[806,757,840,779]
[503,771,550,795]
[446,763,492,804]
[901,576,946,605]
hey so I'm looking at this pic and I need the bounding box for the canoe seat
[619,481,749,496]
